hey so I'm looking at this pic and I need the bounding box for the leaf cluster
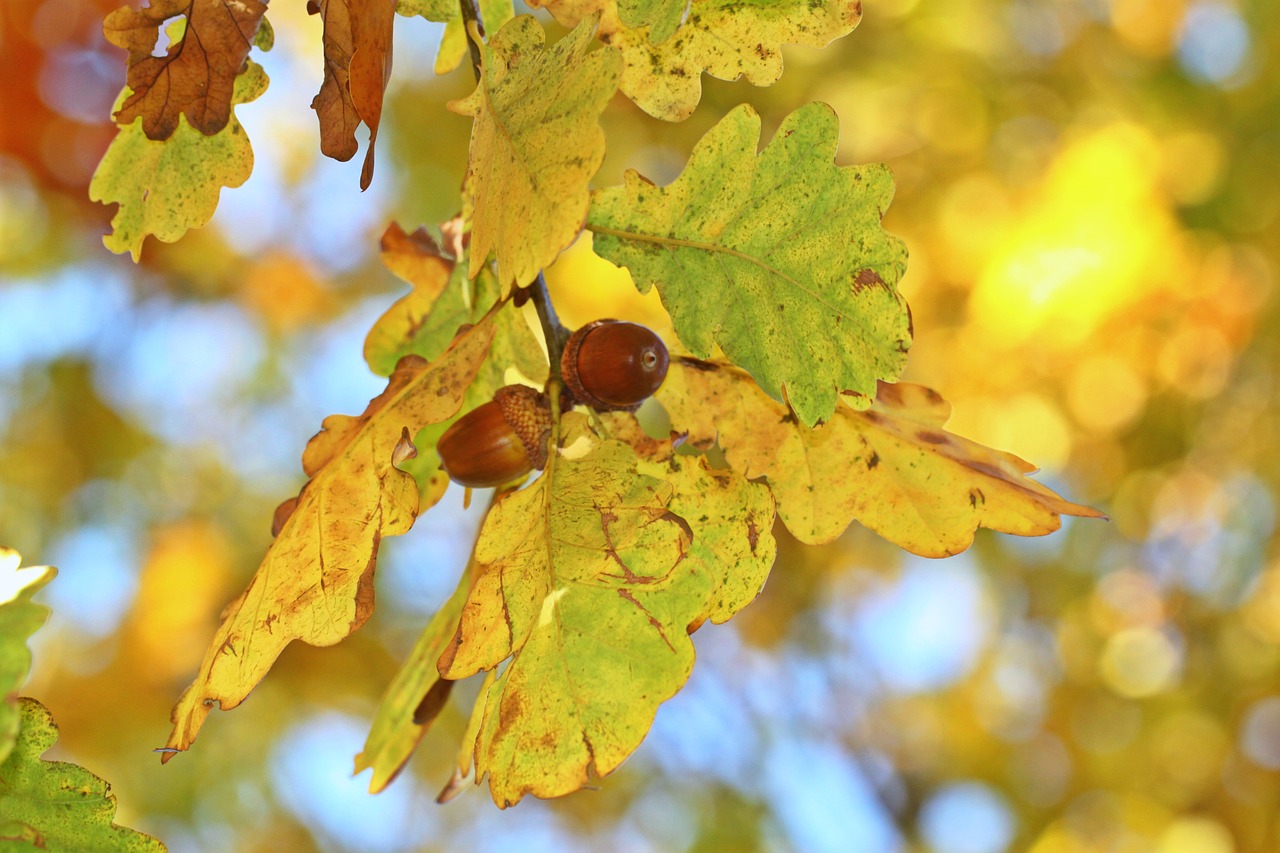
[83,0,1102,811]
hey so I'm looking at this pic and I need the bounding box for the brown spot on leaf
[662,510,694,541]
[851,268,885,295]
[967,461,1009,481]
[875,382,903,406]
[916,429,948,445]
[498,688,524,733]
[867,451,880,470]
[841,389,870,405]
[617,589,675,653]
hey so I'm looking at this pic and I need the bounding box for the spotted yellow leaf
[658,359,1105,556]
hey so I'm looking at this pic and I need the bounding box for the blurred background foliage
[2,0,1279,850]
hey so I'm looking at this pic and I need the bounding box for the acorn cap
[493,384,553,469]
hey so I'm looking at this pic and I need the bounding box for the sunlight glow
[970,124,1184,349]
[0,547,52,606]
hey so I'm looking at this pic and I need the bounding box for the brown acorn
[437,384,552,488]
[561,320,670,412]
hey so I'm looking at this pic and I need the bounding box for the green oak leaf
[616,0,683,43]
[437,422,705,806]
[451,15,621,288]
[0,698,166,851]
[637,455,777,625]
[0,549,54,766]
[588,101,911,427]
[428,416,779,805]
[89,60,267,262]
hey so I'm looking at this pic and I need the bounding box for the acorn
[561,320,670,412]
[437,384,552,488]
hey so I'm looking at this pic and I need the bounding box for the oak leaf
[104,0,267,139]
[0,699,166,851]
[436,416,774,805]
[0,549,54,766]
[452,15,621,288]
[89,61,267,261]
[530,0,861,120]
[658,359,1105,557]
[311,0,396,189]
[163,317,497,759]
[363,222,459,377]
[589,102,911,427]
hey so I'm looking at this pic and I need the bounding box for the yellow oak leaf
[658,358,1105,557]
[450,15,620,288]
[163,316,497,760]
[529,0,861,121]
[89,61,267,261]
[363,221,461,377]
[437,422,702,805]
[424,414,777,805]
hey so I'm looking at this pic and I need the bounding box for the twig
[459,0,484,83]
[529,272,570,382]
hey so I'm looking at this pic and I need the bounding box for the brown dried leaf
[104,0,267,139]
[311,0,395,189]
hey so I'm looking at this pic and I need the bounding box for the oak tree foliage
[84,0,1102,809]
